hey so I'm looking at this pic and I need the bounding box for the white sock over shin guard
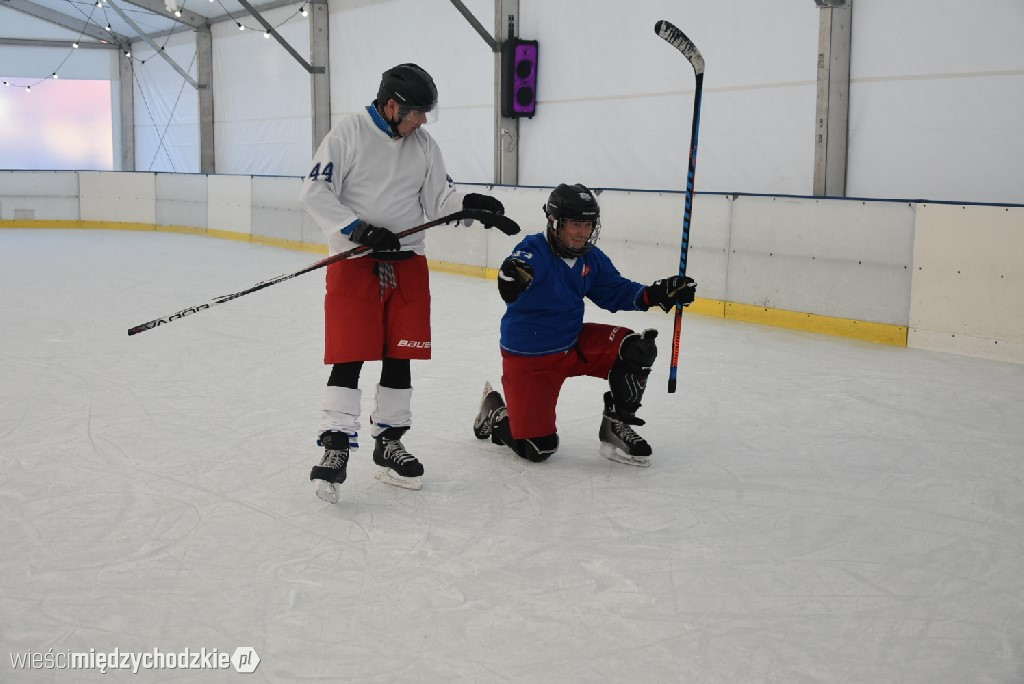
[319,386,362,446]
[370,384,413,438]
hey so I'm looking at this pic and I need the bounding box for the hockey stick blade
[654,20,705,75]
[127,208,518,336]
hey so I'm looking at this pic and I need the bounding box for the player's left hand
[644,275,697,311]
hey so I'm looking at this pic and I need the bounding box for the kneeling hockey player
[474,182,697,467]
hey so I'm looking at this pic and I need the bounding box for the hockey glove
[463,193,505,215]
[349,221,412,260]
[497,257,535,303]
[644,275,697,311]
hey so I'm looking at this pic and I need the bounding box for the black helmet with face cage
[544,183,601,257]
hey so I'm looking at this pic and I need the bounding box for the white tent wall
[131,30,201,173]
[6,2,1024,203]
[516,0,819,193]
[212,3,313,176]
[847,0,1024,204]
[326,0,495,184]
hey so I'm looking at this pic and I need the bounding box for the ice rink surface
[2,229,1023,683]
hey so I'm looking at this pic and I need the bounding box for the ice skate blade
[600,442,651,468]
[375,466,423,490]
[314,480,340,504]
[473,381,495,439]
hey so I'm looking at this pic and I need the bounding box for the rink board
[3,170,1023,360]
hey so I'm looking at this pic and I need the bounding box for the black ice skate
[473,381,508,442]
[599,392,653,468]
[372,426,423,490]
[311,431,351,504]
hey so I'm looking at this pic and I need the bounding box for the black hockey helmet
[377,63,438,123]
[544,183,601,257]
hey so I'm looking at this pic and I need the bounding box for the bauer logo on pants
[397,340,430,349]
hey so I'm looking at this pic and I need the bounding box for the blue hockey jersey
[499,233,648,356]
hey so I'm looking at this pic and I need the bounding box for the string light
[0,0,312,97]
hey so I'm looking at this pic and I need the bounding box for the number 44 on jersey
[308,162,334,183]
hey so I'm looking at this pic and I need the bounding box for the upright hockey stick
[127,209,520,336]
[655,20,705,393]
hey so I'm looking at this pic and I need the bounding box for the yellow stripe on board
[0,220,327,255]
[724,301,908,346]
[2,221,907,347]
[428,259,906,346]
[1,219,161,232]
[427,260,495,280]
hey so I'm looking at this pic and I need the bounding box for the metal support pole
[813,1,852,196]
[118,53,135,171]
[309,0,331,152]
[495,0,519,185]
[196,25,215,173]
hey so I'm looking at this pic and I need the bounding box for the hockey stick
[655,20,704,393]
[127,209,520,336]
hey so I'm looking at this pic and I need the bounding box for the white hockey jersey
[299,104,465,256]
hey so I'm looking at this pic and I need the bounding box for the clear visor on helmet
[398,103,439,125]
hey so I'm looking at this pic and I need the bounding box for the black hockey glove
[349,221,412,260]
[644,275,697,311]
[463,193,505,215]
[498,257,534,303]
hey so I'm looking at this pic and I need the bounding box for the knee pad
[609,329,658,409]
[514,433,559,463]
[617,328,658,371]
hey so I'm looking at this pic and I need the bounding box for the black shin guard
[607,329,658,423]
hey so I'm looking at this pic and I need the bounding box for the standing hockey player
[473,183,697,467]
[301,63,505,502]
